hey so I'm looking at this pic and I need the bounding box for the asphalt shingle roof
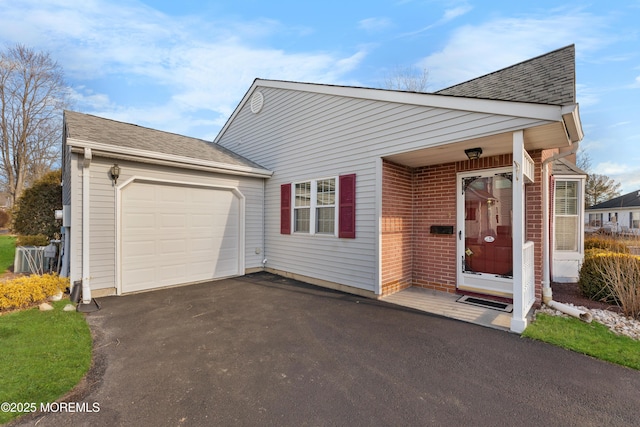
[435,45,576,105]
[589,190,640,210]
[64,110,266,170]
[552,158,586,176]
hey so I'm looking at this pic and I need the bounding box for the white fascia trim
[67,138,273,178]
[561,104,584,143]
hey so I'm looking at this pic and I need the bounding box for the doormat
[457,295,513,312]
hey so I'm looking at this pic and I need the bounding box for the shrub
[584,236,630,254]
[0,273,69,311]
[595,252,640,320]
[579,249,640,316]
[11,170,62,240]
[579,249,615,302]
[16,234,50,247]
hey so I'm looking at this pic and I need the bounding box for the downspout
[542,142,592,322]
[262,178,267,269]
[81,148,92,304]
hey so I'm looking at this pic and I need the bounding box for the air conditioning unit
[14,246,46,274]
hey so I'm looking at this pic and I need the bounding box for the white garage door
[121,181,241,293]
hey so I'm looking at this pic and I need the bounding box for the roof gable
[435,45,576,105]
[589,189,640,210]
[64,111,268,173]
[552,158,586,176]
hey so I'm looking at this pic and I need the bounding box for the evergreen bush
[11,170,62,240]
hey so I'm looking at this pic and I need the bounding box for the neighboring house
[62,45,584,333]
[585,189,640,235]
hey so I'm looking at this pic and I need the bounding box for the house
[61,45,584,333]
[585,189,640,235]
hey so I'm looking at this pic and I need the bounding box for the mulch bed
[551,281,621,313]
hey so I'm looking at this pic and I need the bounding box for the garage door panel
[160,213,186,228]
[121,182,241,293]
[125,213,156,229]
[159,238,187,255]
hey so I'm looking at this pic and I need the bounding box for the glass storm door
[458,170,513,297]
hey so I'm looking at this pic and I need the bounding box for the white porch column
[511,131,535,333]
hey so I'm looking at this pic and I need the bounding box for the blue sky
[1,0,639,193]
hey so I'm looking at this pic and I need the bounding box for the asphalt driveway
[15,273,640,426]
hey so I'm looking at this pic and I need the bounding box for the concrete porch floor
[381,286,514,332]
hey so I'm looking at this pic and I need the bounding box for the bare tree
[0,44,70,206]
[382,65,429,92]
[576,148,592,174]
[577,148,622,208]
[585,174,622,208]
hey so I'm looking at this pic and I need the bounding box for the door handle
[458,230,462,240]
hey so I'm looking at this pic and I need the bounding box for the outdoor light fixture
[110,164,121,185]
[464,147,483,160]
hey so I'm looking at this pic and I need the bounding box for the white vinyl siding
[216,86,549,292]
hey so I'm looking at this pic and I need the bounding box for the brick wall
[412,163,457,293]
[381,160,413,294]
[381,150,552,303]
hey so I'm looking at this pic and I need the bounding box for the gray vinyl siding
[70,155,264,291]
[62,143,72,205]
[69,152,83,286]
[217,86,548,292]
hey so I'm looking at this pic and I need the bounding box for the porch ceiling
[384,122,570,168]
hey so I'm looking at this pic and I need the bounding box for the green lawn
[523,313,640,370]
[0,300,92,424]
[0,235,16,273]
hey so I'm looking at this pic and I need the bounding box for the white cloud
[400,3,473,37]
[0,0,366,137]
[594,161,633,176]
[358,17,392,32]
[576,84,600,107]
[632,75,640,88]
[442,5,473,23]
[592,162,640,194]
[418,11,612,89]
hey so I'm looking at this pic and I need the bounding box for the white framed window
[631,212,640,229]
[588,213,602,227]
[294,182,311,232]
[555,180,579,251]
[293,177,337,235]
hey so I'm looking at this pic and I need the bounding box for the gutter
[68,139,273,179]
[541,142,592,323]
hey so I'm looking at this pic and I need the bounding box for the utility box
[14,246,46,274]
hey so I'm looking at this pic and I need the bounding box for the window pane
[555,181,578,215]
[555,216,578,251]
[316,207,335,234]
[295,182,311,207]
[317,179,335,206]
[295,208,310,233]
